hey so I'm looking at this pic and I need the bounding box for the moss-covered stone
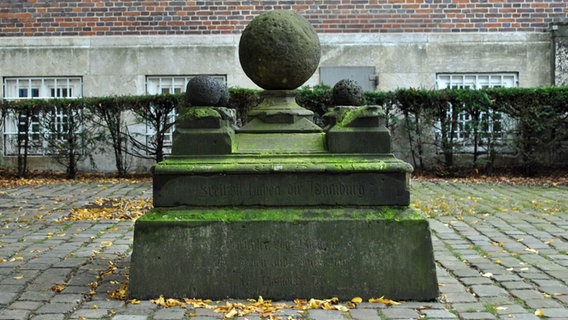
[235,133,325,153]
[332,79,364,106]
[171,126,234,155]
[239,11,321,90]
[336,105,385,128]
[185,76,228,106]
[176,107,222,128]
[129,207,438,301]
[326,126,392,154]
[141,206,422,223]
[155,153,411,173]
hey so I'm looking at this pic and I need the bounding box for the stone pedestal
[129,208,438,301]
[129,10,438,302]
[130,150,438,301]
[152,153,412,207]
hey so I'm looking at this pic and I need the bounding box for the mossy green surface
[177,107,221,121]
[138,207,424,223]
[235,133,325,153]
[238,10,321,90]
[157,153,412,173]
[129,206,438,300]
[337,105,385,127]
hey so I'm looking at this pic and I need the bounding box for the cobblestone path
[0,180,565,320]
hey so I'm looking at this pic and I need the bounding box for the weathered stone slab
[235,133,325,153]
[171,127,234,155]
[129,207,438,301]
[153,154,413,207]
[326,126,391,153]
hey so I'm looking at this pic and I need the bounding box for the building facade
[1,1,567,172]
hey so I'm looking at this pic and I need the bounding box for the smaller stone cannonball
[185,76,229,106]
[239,10,321,90]
[332,79,364,106]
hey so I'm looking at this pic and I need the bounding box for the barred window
[436,74,517,90]
[435,73,517,151]
[2,77,83,156]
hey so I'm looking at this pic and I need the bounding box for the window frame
[2,77,83,156]
[435,73,518,153]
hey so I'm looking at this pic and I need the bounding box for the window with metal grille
[435,73,518,151]
[2,77,83,156]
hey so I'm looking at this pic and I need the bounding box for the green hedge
[1,86,567,177]
[298,86,568,175]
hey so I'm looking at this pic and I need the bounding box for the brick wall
[0,0,566,37]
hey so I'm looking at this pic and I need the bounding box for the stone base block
[129,207,438,301]
[153,154,413,207]
[171,127,233,155]
[326,126,391,153]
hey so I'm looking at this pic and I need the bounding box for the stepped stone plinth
[129,10,438,301]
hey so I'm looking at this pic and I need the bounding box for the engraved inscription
[312,183,365,197]
[158,172,410,206]
[248,184,281,197]
[222,236,357,291]
[191,182,367,199]
[155,172,412,207]
[232,237,329,252]
[199,184,243,197]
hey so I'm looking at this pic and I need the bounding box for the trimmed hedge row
[298,85,568,175]
[1,86,566,177]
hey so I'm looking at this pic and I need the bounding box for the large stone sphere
[185,76,228,106]
[239,10,321,90]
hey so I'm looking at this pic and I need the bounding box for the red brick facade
[0,0,566,36]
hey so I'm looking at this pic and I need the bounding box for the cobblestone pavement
[0,180,566,320]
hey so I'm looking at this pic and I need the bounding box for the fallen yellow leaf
[535,309,544,317]
[351,297,363,304]
[368,296,402,306]
[107,281,128,300]
[166,298,185,308]
[336,305,349,312]
[151,295,166,307]
[225,308,238,318]
[51,284,67,293]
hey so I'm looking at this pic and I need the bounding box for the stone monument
[129,10,438,301]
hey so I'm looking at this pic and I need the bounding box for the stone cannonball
[332,79,364,106]
[185,76,229,106]
[239,10,321,90]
